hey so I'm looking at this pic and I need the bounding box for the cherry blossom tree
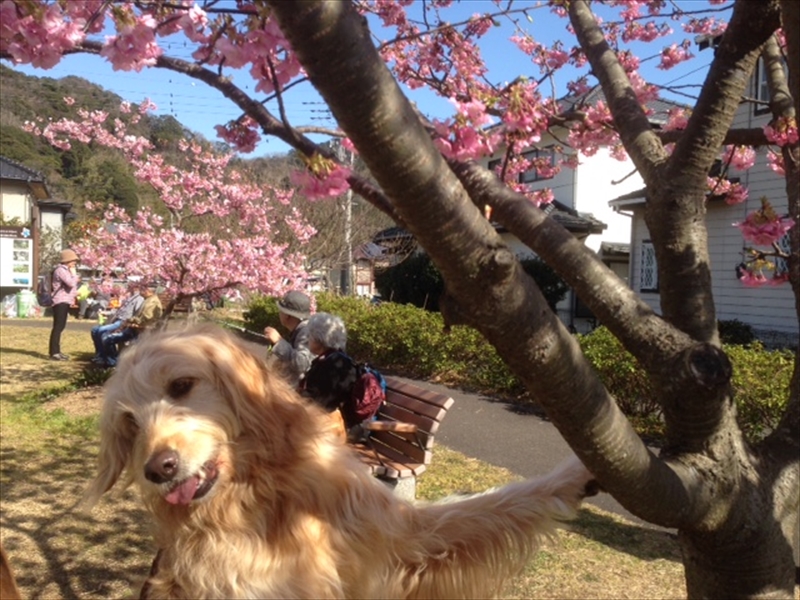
[1,1,798,597]
[24,99,315,317]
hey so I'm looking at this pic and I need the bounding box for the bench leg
[378,476,416,501]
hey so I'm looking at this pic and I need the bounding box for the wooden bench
[349,376,454,500]
[157,293,193,314]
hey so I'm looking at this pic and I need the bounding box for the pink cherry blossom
[722,145,756,171]
[31,101,314,304]
[682,17,727,37]
[100,13,163,72]
[658,42,693,70]
[290,165,352,200]
[663,107,690,131]
[767,151,785,177]
[734,198,795,246]
[215,118,262,154]
[0,2,85,68]
[764,116,799,146]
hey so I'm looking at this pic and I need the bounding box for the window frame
[775,233,790,276]
[640,240,659,293]
[754,58,771,116]
[518,147,556,184]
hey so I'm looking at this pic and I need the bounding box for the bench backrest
[365,376,454,475]
[157,293,192,313]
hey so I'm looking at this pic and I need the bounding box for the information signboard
[0,226,34,288]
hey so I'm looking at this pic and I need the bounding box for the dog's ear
[82,387,137,511]
[201,331,313,444]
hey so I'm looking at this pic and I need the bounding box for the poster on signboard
[0,226,33,288]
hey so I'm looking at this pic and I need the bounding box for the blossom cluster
[30,100,314,300]
[290,154,352,200]
[734,198,795,247]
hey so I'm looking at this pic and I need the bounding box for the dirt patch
[41,387,104,418]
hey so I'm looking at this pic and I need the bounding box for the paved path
[5,317,666,529]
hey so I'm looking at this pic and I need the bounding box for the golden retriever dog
[85,325,595,599]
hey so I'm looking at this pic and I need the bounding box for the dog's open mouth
[164,460,219,506]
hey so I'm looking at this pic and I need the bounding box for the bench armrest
[362,421,418,434]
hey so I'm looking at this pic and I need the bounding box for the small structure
[0,156,73,299]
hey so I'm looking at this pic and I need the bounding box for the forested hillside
[0,63,199,215]
[0,64,391,283]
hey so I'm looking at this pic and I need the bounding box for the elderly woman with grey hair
[300,312,358,418]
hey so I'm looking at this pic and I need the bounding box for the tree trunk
[265,1,799,596]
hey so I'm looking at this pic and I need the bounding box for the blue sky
[6,1,717,156]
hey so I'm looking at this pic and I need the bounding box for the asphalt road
[4,316,667,530]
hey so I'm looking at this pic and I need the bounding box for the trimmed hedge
[244,294,792,442]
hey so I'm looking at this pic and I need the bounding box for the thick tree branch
[267,0,723,530]
[667,0,781,186]
[658,127,770,147]
[447,159,693,370]
[568,0,667,183]
[651,1,778,343]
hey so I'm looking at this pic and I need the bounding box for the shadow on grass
[0,436,152,599]
[571,507,680,562]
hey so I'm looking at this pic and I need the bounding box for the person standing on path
[48,249,81,361]
[264,290,314,386]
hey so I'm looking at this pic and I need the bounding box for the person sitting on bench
[99,284,163,367]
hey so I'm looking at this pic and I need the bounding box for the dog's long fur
[86,325,594,599]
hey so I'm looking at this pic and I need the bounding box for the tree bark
[267,0,797,596]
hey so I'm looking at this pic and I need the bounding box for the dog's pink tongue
[164,476,199,505]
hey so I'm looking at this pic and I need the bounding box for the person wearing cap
[89,281,144,364]
[48,249,81,361]
[264,290,314,386]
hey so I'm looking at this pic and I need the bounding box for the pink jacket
[52,264,81,306]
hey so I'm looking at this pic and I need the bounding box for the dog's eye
[167,377,196,399]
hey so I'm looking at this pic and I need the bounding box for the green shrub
[374,254,443,311]
[243,295,788,442]
[578,327,662,437]
[718,319,756,345]
[519,257,569,311]
[725,342,792,439]
[242,294,282,333]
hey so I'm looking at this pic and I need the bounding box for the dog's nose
[145,449,180,484]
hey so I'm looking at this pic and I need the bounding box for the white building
[610,53,796,347]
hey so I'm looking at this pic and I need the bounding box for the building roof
[558,87,686,127]
[542,199,606,234]
[0,155,45,182]
[608,187,647,209]
[599,241,630,257]
[0,155,50,200]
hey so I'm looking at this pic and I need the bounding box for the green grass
[1,319,688,599]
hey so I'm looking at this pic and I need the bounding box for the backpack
[36,270,54,307]
[344,362,387,428]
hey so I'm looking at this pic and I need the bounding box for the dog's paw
[582,478,604,498]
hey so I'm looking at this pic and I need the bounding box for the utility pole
[337,143,354,296]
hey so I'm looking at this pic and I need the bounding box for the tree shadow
[0,437,152,599]
[570,507,681,562]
